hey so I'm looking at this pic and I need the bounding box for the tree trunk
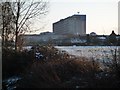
[15,30,18,51]
[2,19,5,47]
[15,1,20,51]
[2,4,5,47]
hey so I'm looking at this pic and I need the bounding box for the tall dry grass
[17,45,101,88]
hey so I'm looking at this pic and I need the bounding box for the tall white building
[53,14,86,35]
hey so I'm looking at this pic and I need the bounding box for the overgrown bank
[2,45,120,88]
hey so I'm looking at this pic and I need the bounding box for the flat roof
[53,14,86,24]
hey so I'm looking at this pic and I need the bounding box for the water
[23,45,120,68]
[55,46,120,64]
[22,46,32,51]
[23,46,120,63]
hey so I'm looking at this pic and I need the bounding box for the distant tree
[86,34,90,45]
[109,31,117,45]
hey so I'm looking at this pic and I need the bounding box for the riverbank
[2,45,120,89]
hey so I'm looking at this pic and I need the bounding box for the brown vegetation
[17,45,101,88]
[3,45,120,88]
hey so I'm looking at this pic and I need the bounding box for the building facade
[21,32,68,45]
[53,14,86,35]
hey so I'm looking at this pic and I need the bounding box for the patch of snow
[3,76,21,90]
[35,52,44,60]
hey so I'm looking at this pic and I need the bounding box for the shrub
[17,45,101,88]
[2,48,34,79]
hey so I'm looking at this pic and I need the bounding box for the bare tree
[9,0,49,50]
[0,2,15,47]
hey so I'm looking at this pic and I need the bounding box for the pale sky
[34,0,119,35]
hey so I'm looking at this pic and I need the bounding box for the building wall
[22,34,68,45]
[53,15,86,35]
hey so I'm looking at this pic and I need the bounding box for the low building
[21,32,68,45]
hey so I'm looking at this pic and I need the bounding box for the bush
[3,45,120,88]
[18,62,62,88]
[2,47,34,79]
[17,45,101,88]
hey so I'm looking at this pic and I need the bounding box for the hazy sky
[35,0,119,35]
